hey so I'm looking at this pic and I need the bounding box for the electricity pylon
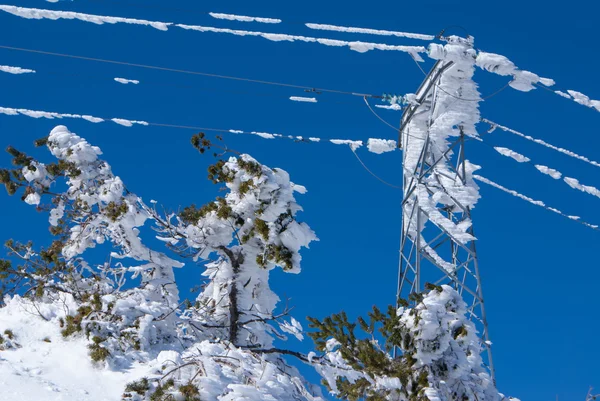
[396,47,495,381]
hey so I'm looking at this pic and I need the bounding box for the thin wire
[20,69,358,106]
[0,44,383,99]
[350,148,402,189]
[363,96,400,131]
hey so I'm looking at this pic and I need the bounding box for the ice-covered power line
[485,141,600,202]
[304,23,434,41]
[0,64,35,74]
[0,103,399,154]
[0,44,387,99]
[483,118,600,169]
[209,13,281,24]
[0,5,427,57]
[474,175,599,231]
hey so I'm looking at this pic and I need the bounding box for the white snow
[484,119,600,169]
[304,23,434,41]
[0,296,147,401]
[330,139,363,150]
[176,23,427,55]
[567,89,600,112]
[0,65,35,74]
[539,77,555,87]
[0,5,426,56]
[535,165,562,179]
[475,51,539,92]
[114,77,139,85]
[474,174,599,230]
[494,146,530,163]
[111,118,148,127]
[367,138,397,154]
[0,5,172,31]
[290,96,318,103]
[375,103,402,111]
[564,177,600,199]
[209,12,281,24]
[251,131,276,139]
[309,137,320,142]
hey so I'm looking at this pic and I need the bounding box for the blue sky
[0,0,599,400]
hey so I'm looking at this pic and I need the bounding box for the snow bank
[0,65,35,74]
[209,12,281,24]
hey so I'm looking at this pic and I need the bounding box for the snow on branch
[0,65,35,74]
[305,23,434,41]
[209,12,281,24]
[474,174,599,230]
[0,5,427,56]
[484,118,600,169]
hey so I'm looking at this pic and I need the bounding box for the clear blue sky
[0,1,598,400]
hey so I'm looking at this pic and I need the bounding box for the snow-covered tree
[307,284,517,401]
[0,126,324,400]
[0,125,183,366]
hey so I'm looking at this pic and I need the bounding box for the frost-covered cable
[480,137,600,202]
[483,118,600,169]
[0,5,427,57]
[0,44,386,99]
[474,175,599,231]
[304,23,434,41]
[209,12,281,24]
[0,103,395,154]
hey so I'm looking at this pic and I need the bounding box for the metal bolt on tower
[396,37,495,381]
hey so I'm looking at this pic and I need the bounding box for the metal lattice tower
[396,51,495,380]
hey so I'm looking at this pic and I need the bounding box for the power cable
[350,148,402,189]
[0,44,384,100]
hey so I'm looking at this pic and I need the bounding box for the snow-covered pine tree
[0,125,183,366]
[0,126,325,400]
[307,284,517,401]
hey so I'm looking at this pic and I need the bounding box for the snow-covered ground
[0,298,146,401]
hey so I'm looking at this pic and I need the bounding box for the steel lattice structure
[396,57,495,381]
